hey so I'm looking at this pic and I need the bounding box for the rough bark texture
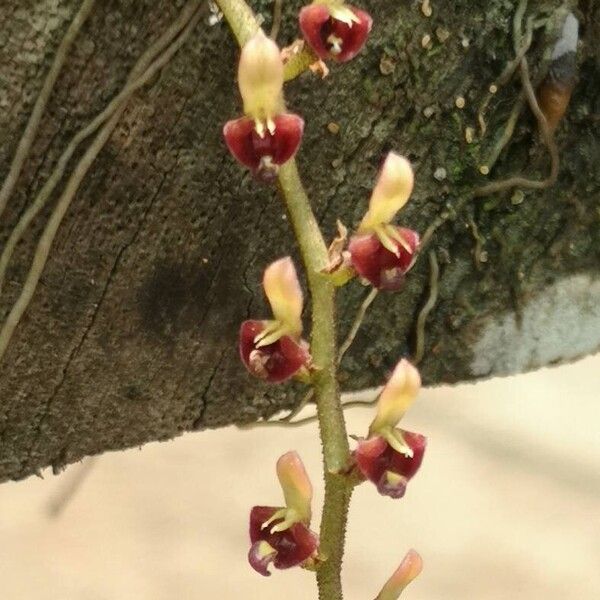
[0,0,598,482]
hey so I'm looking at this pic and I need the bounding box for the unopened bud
[375,549,423,599]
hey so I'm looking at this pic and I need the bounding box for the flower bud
[238,29,284,131]
[375,549,423,600]
[299,3,373,63]
[369,359,421,435]
[359,153,415,232]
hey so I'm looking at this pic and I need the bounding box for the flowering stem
[278,154,352,600]
[213,2,352,597]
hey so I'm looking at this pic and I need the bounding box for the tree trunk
[0,0,598,482]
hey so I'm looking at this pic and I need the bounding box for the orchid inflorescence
[221,1,425,597]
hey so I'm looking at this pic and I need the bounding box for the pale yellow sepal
[277,451,313,523]
[329,4,361,26]
[238,29,284,130]
[359,153,414,232]
[262,257,303,338]
[369,359,421,434]
[375,549,423,600]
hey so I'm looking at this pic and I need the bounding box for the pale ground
[0,356,599,600]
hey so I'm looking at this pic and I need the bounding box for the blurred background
[0,355,598,599]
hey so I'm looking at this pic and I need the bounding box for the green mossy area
[0,0,598,480]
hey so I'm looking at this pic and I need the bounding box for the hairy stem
[214,1,352,597]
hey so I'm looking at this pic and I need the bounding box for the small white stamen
[327,34,343,55]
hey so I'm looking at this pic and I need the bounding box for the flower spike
[248,452,319,576]
[299,3,373,63]
[375,549,424,600]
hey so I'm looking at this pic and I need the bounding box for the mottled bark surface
[0,0,598,482]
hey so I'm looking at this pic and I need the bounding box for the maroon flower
[248,506,319,576]
[354,430,427,499]
[239,257,311,383]
[223,113,304,182]
[349,227,420,291]
[299,3,372,62]
[239,320,310,383]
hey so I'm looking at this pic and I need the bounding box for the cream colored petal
[369,359,421,432]
[238,29,284,123]
[329,5,361,26]
[359,153,414,231]
[263,257,303,336]
[276,451,312,523]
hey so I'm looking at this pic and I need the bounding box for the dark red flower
[248,506,319,576]
[223,114,304,182]
[349,227,420,291]
[239,320,310,383]
[354,430,427,499]
[299,4,372,63]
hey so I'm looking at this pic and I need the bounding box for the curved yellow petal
[276,451,313,523]
[238,29,284,127]
[263,257,303,336]
[359,153,414,231]
[369,359,421,433]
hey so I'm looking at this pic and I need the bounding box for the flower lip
[223,114,305,178]
[299,4,373,62]
[239,320,310,383]
[349,227,420,291]
[249,506,319,575]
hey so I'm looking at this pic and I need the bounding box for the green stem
[213,2,353,598]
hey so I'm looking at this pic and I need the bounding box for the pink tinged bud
[349,227,420,291]
[277,451,313,523]
[370,359,421,434]
[239,320,310,383]
[360,153,415,232]
[238,29,284,126]
[223,113,304,182]
[354,430,427,499]
[262,257,304,338]
[375,549,424,600]
[299,4,373,63]
[249,506,319,576]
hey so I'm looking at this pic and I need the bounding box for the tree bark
[0,0,598,482]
